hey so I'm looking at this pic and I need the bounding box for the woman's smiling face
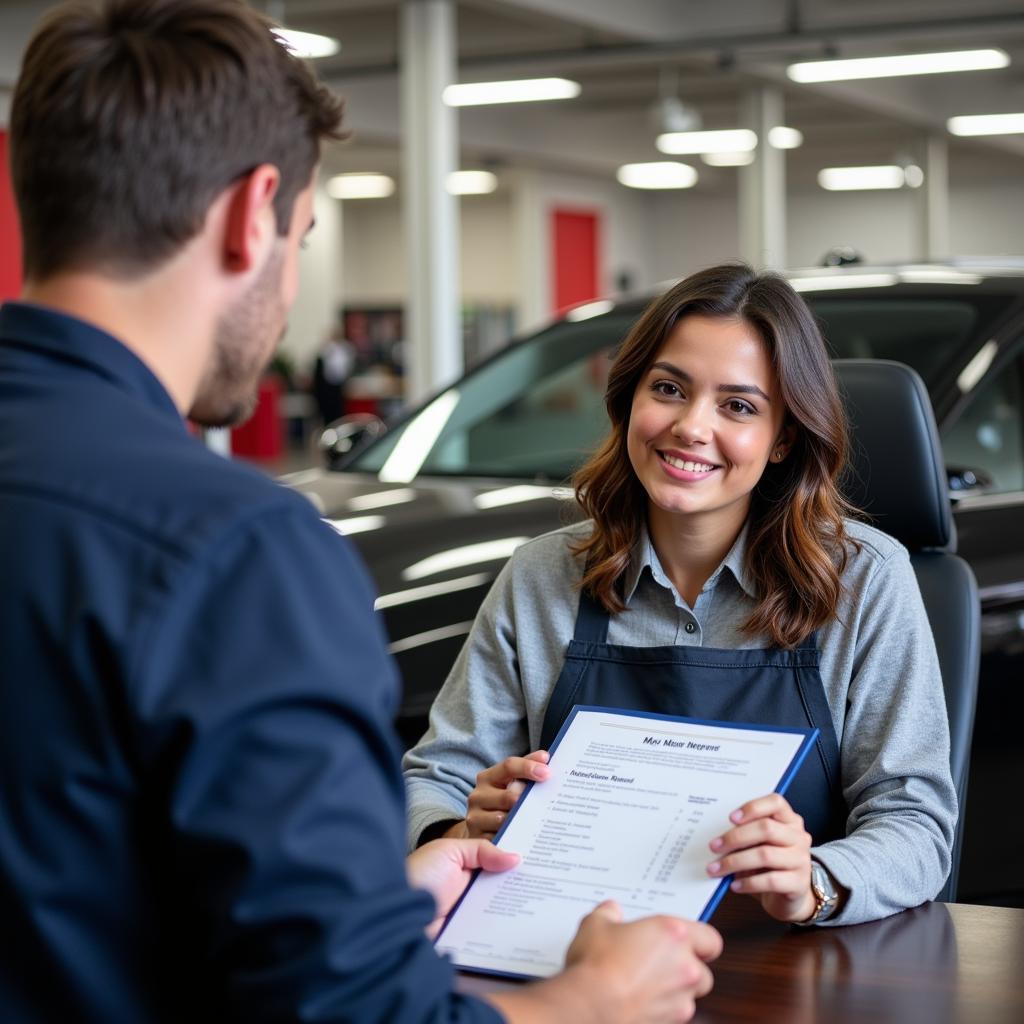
[626,313,791,532]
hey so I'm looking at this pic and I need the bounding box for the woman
[403,263,955,926]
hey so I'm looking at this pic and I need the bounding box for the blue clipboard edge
[435,704,819,979]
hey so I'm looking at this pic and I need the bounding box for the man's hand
[463,750,551,839]
[706,793,817,923]
[406,838,520,938]
[490,901,722,1024]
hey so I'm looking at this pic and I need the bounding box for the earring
[773,449,784,462]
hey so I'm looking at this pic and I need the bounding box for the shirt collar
[623,519,758,604]
[0,301,184,425]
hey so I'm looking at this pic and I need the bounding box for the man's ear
[223,164,281,273]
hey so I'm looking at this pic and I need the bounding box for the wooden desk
[459,896,1024,1023]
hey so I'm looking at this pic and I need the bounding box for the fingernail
[709,837,723,852]
[707,861,721,875]
[730,810,744,823]
[731,880,743,892]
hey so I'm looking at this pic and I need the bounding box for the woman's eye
[652,380,681,397]
[726,399,755,415]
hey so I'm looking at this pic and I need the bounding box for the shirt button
[684,621,697,634]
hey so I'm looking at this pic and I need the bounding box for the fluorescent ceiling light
[616,161,698,189]
[701,151,755,167]
[788,48,1008,83]
[903,165,924,188]
[326,173,395,199]
[565,299,615,321]
[768,126,803,149]
[818,165,907,190]
[789,274,898,292]
[443,78,580,106]
[947,112,1024,136]
[272,27,341,59]
[448,170,498,195]
[657,129,757,155]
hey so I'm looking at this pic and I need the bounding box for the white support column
[400,0,461,405]
[510,168,549,334]
[739,88,786,270]
[917,136,950,260]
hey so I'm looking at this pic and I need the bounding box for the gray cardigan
[403,518,956,926]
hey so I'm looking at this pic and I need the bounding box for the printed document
[435,705,816,979]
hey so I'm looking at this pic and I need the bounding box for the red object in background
[231,375,283,460]
[0,132,24,301]
[552,208,600,316]
[344,396,379,416]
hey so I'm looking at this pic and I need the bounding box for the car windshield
[352,313,638,481]
[810,298,981,383]
[350,291,1012,481]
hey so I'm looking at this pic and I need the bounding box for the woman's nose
[671,399,713,444]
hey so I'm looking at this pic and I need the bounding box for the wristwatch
[804,860,840,924]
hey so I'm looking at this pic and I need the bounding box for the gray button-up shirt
[403,517,956,925]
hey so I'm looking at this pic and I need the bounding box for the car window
[353,314,638,480]
[941,348,1024,495]
[808,299,981,387]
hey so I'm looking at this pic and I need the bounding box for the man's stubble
[189,244,287,428]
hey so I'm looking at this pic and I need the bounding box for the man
[0,2,721,1022]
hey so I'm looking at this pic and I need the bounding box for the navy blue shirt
[0,303,500,1024]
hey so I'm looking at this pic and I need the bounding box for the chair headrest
[833,359,953,552]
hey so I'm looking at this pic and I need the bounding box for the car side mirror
[318,413,388,470]
[946,464,994,496]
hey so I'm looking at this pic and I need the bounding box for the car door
[943,338,1024,905]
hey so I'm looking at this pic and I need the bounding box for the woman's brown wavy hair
[572,262,859,649]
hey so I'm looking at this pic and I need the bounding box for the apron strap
[573,588,611,644]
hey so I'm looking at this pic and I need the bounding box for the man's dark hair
[10,0,346,281]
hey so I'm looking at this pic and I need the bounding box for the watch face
[810,862,838,919]
[813,863,836,897]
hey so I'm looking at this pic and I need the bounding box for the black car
[287,263,1024,907]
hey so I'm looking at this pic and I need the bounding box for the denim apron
[539,589,848,843]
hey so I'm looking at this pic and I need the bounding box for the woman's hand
[407,838,520,938]
[706,793,817,923]
[464,750,551,839]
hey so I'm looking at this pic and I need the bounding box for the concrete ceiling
[3,0,1024,190]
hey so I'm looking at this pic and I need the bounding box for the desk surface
[458,896,1024,1023]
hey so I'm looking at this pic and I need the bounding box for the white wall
[647,177,1024,281]
[646,193,743,285]
[950,181,1024,260]
[509,168,657,332]
[339,192,520,307]
[786,188,917,268]
[278,180,344,371]
[339,170,661,335]
[330,171,1024,361]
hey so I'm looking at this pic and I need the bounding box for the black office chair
[833,359,980,903]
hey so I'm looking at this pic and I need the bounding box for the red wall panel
[551,208,600,316]
[0,132,23,301]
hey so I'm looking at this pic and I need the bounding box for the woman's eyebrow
[649,361,771,402]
